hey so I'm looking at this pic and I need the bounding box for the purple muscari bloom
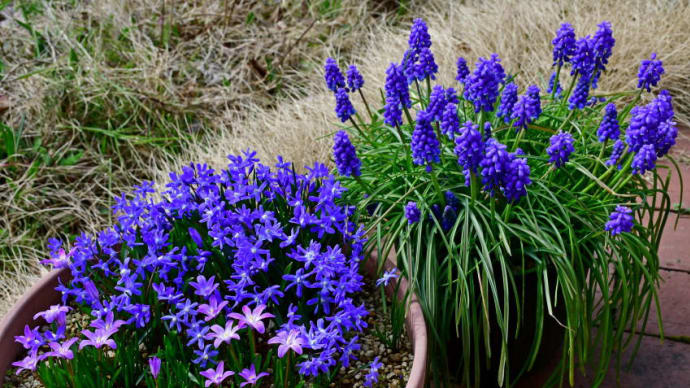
[384,96,403,127]
[385,63,411,109]
[479,138,511,196]
[548,71,563,98]
[496,82,518,123]
[149,356,161,379]
[631,144,657,175]
[483,122,492,140]
[11,351,40,374]
[206,320,243,348]
[591,21,615,88]
[440,103,460,139]
[239,364,269,387]
[440,205,457,231]
[334,87,356,122]
[625,104,659,153]
[79,327,118,350]
[655,117,678,157]
[190,275,218,298]
[570,36,595,78]
[200,361,234,387]
[597,103,620,142]
[605,205,634,236]
[454,121,484,175]
[503,152,531,202]
[456,57,470,84]
[445,190,459,209]
[552,23,576,66]
[427,85,449,120]
[413,47,438,81]
[404,201,421,224]
[268,329,305,358]
[408,18,431,54]
[333,130,361,177]
[607,139,626,169]
[376,269,399,287]
[511,85,541,130]
[346,65,364,91]
[44,338,78,360]
[364,357,383,387]
[15,325,44,350]
[401,49,418,84]
[568,75,590,110]
[33,304,71,326]
[227,304,274,334]
[547,132,575,168]
[324,58,345,92]
[637,53,664,92]
[464,54,506,113]
[411,110,440,172]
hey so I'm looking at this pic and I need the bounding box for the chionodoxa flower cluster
[14,150,378,387]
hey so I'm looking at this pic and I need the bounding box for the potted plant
[324,18,681,387]
[1,152,428,387]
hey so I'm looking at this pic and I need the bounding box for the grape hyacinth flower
[385,62,411,109]
[364,357,383,387]
[441,205,458,231]
[511,85,541,130]
[637,53,664,92]
[427,85,451,120]
[631,144,657,175]
[655,117,678,157]
[590,22,615,88]
[227,304,274,334]
[547,132,575,168]
[454,121,484,176]
[456,57,470,84]
[324,58,345,92]
[346,65,364,91]
[464,54,506,113]
[149,356,161,379]
[376,269,399,287]
[440,103,460,139]
[268,329,305,358]
[548,71,563,98]
[597,103,620,142]
[239,364,269,387]
[479,138,511,196]
[607,139,626,169]
[333,130,361,177]
[496,82,518,123]
[414,47,438,81]
[334,87,356,123]
[404,201,421,224]
[568,75,590,110]
[571,36,596,78]
[503,153,531,202]
[483,122,492,141]
[384,97,403,127]
[552,23,576,66]
[410,110,441,172]
[604,205,634,236]
[408,18,431,54]
[200,361,234,387]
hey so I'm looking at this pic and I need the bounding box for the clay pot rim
[0,257,427,388]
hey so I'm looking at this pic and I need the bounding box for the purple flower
[410,110,440,172]
[15,325,44,350]
[441,205,457,231]
[200,361,234,387]
[427,85,449,120]
[605,205,634,236]
[597,103,620,142]
[571,36,595,78]
[206,320,244,348]
[364,357,383,387]
[385,63,411,109]
[198,294,228,321]
[511,85,541,130]
[606,140,626,169]
[480,138,511,196]
[346,64,364,91]
[440,103,460,139]
[464,54,506,113]
[568,75,590,110]
[456,57,470,84]
[227,304,274,334]
[149,356,161,379]
[238,364,269,387]
[454,121,484,175]
[90,311,126,331]
[44,338,78,360]
[190,275,218,298]
[384,96,403,127]
[591,21,615,87]
[324,58,345,92]
[547,132,575,168]
[413,47,438,81]
[631,144,657,175]
[404,202,421,224]
[40,247,73,268]
[193,344,218,368]
[334,87,356,122]
[496,82,518,123]
[548,71,562,98]
[79,327,118,350]
[503,152,531,202]
[268,329,305,358]
[408,18,431,54]
[11,351,40,374]
[552,23,576,66]
[376,269,399,287]
[333,130,361,177]
[637,52,664,92]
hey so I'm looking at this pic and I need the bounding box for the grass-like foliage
[326,18,683,387]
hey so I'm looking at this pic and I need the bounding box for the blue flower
[376,269,399,287]
[408,18,431,54]
[594,104,619,143]
[463,54,506,113]
[441,205,457,231]
[511,85,541,130]
[410,110,441,172]
[404,202,421,224]
[413,47,438,81]
[346,65,365,91]
[503,152,531,202]
[496,82,518,123]
[604,205,634,236]
[334,88,356,122]
[568,75,590,110]
[456,57,470,84]
[385,63,411,109]
[479,138,511,196]
[548,71,563,98]
[591,21,615,88]
[454,121,484,175]
[333,130,361,177]
[570,36,595,78]
[631,144,657,175]
[440,103,460,139]
[552,23,576,66]
[606,139,625,169]
[324,58,345,92]
[637,53,664,92]
[384,97,403,127]
[547,132,575,168]
[363,357,383,387]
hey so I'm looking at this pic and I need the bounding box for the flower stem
[358,89,374,121]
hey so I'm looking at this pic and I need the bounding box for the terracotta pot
[0,252,427,388]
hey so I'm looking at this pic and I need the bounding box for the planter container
[0,254,427,388]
